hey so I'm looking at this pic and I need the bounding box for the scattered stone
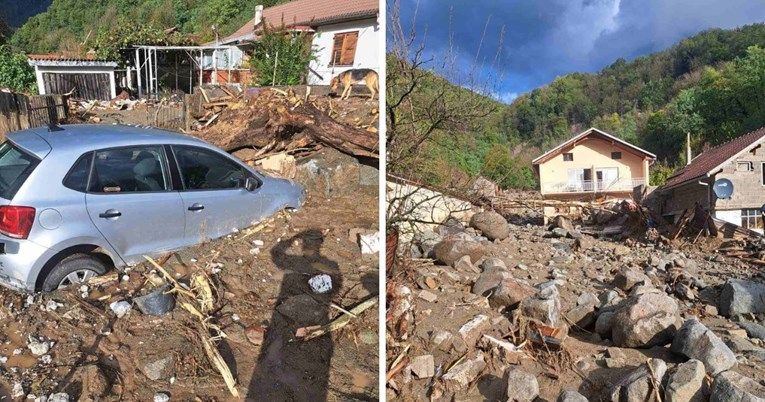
[595,311,616,339]
[469,211,509,240]
[550,215,575,232]
[441,353,486,391]
[609,358,667,402]
[551,228,568,238]
[522,285,562,327]
[505,368,539,402]
[458,315,491,348]
[665,359,707,402]
[48,393,69,402]
[410,355,435,379]
[109,300,131,318]
[710,370,765,400]
[141,356,175,381]
[244,324,265,346]
[611,292,680,348]
[567,303,596,329]
[573,237,593,251]
[738,321,765,341]
[430,330,453,350]
[719,279,765,317]
[153,393,170,402]
[613,267,650,291]
[577,292,600,307]
[308,274,333,293]
[557,390,589,402]
[28,337,50,356]
[418,290,438,303]
[454,255,479,273]
[432,240,487,267]
[671,318,736,375]
[705,305,719,316]
[490,277,536,308]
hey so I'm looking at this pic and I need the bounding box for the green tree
[0,45,36,92]
[248,24,316,86]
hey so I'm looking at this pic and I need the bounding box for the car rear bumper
[0,238,49,292]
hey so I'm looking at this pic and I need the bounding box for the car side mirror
[245,177,258,192]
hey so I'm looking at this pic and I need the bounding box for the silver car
[0,124,305,292]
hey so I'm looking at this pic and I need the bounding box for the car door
[85,145,186,264]
[171,145,266,243]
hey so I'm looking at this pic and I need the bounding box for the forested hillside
[0,0,52,29]
[393,23,765,190]
[7,0,288,54]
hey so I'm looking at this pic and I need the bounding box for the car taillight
[0,206,35,239]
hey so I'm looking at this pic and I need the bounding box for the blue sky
[390,0,765,103]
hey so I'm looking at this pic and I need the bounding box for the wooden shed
[28,54,118,101]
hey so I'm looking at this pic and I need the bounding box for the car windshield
[0,141,40,200]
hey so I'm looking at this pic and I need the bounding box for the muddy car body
[0,124,304,292]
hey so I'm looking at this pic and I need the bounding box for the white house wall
[308,18,379,85]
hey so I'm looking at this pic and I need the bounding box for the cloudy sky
[390,0,765,103]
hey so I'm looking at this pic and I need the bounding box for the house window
[611,152,622,160]
[737,161,754,172]
[563,153,573,162]
[331,31,359,66]
[741,209,763,230]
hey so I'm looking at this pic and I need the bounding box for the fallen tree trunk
[192,90,379,159]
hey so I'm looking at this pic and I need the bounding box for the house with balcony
[532,128,656,205]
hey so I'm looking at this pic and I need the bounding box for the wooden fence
[0,92,69,138]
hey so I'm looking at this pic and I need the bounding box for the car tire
[41,254,108,292]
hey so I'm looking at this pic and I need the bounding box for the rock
[76,365,109,400]
[433,240,487,267]
[665,359,707,402]
[358,164,378,186]
[410,355,435,379]
[609,358,667,402]
[418,290,438,303]
[738,321,765,341]
[458,315,491,348]
[308,274,333,293]
[413,231,442,258]
[48,394,69,402]
[611,292,680,348]
[705,305,719,316]
[454,255,479,273]
[557,390,589,402]
[613,267,650,291]
[109,300,131,318]
[480,258,507,271]
[438,217,467,236]
[430,330,453,351]
[567,230,583,239]
[473,266,512,296]
[140,356,175,381]
[671,318,736,375]
[596,311,616,338]
[599,290,622,309]
[719,279,765,317]
[522,286,562,326]
[611,245,631,257]
[28,337,50,356]
[551,228,568,238]
[245,324,266,346]
[490,277,536,308]
[442,353,486,391]
[505,368,539,402]
[710,370,765,401]
[726,335,761,353]
[573,237,593,251]
[153,393,170,402]
[550,215,575,232]
[567,303,596,329]
[469,211,509,240]
[277,294,325,324]
[577,292,600,307]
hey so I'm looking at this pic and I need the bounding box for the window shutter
[340,32,358,65]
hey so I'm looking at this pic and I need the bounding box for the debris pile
[387,202,765,401]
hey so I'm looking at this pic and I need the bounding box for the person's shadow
[247,229,342,401]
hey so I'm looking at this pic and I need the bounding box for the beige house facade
[532,128,656,201]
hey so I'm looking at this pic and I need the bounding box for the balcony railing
[541,178,647,194]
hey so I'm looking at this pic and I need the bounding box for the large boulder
[522,286,563,327]
[611,291,681,348]
[505,368,539,402]
[470,211,509,240]
[665,359,708,402]
[613,267,651,291]
[710,370,765,401]
[490,277,536,308]
[433,239,487,267]
[719,279,765,317]
[550,215,575,232]
[671,319,736,376]
[609,358,667,402]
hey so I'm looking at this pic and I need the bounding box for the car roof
[8,124,208,158]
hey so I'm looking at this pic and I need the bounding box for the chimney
[255,5,264,26]
[686,132,692,165]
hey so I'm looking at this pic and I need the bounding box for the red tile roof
[222,0,378,44]
[27,54,111,62]
[664,127,765,189]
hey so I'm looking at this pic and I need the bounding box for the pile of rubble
[387,209,765,401]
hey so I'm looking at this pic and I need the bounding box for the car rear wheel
[42,254,107,292]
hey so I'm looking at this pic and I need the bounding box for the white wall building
[28,55,117,100]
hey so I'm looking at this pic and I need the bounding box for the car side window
[63,152,93,192]
[89,146,169,193]
[173,146,250,191]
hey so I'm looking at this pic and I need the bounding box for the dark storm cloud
[391,0,765,102]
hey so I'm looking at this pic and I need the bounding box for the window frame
[0,141,41,200]
[741,208,763,230]
[169,145,262,192]
[62,151,95,193]
[761,162,765,186]
[611,151,622,160]
[562,152,574,162]
[330,31,359,67]
[86,144,174,195]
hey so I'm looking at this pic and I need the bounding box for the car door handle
[99,210,122,219]
[188,203,205,212]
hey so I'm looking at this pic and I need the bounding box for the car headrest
[134,158,158,176]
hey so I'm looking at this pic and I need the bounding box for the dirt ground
[386,212,765,401]
[0,155,379,401]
